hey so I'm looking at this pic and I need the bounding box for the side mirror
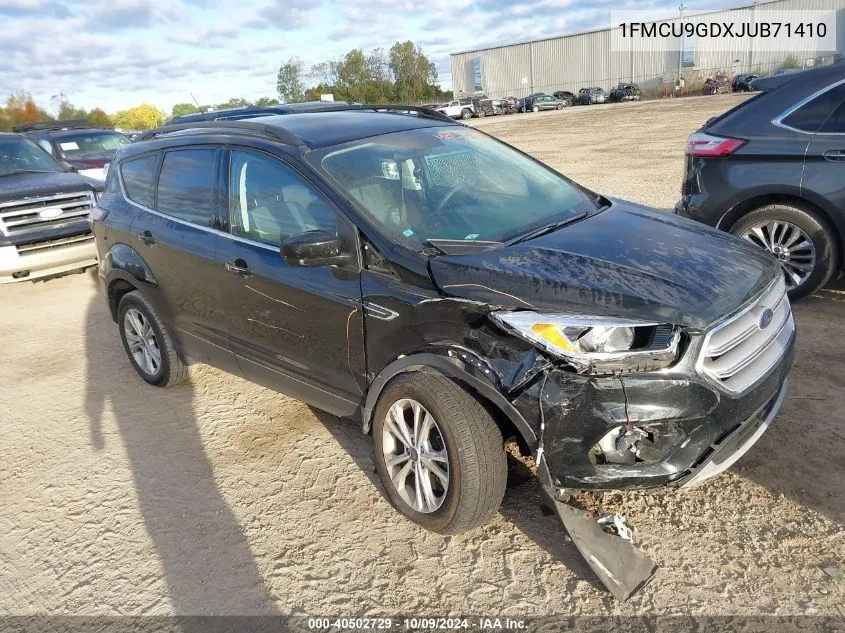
[60,160,75,173]
[281,230,347,267]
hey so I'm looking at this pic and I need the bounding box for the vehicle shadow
[84,282,280,620]
[307,406,606,595]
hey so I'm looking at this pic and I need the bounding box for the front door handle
[224,259,253,278]
[823,150,845,162]
[136,230,156,245]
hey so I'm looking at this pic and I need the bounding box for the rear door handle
[136,230,156,245]
[823,150,845,162]
[224,259,253,278]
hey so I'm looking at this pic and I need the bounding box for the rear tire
[730,203,839,300]
[372,373,507,534]
[460,109,472,120]
[118,291,187,387]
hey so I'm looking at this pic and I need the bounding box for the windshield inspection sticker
[59,142,79,151]
[465,233,480,240]
[403,228,415,238]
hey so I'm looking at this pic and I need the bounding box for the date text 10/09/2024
[307,618,527,630]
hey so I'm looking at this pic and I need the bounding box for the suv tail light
[685,132,745,157]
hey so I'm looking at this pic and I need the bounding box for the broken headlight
[491,312,680,374]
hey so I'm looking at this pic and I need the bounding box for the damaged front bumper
[511,332,794,492]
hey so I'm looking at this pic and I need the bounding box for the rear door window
[156,149,217,226]
[781,83,845,133]
[120,153,160,208]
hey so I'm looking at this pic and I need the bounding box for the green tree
[215,97,250,110]
[255,96,280,106]
[171,102,199,117]
[276,57,305,104]
[88,108,114,128]
[50,93,88,120]
[389,41,438,103]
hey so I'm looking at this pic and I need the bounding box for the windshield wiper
[504,211,588,247]
[425,239,504,255]
[0,170,58,177]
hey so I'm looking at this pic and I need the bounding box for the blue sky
[0,0,743,114]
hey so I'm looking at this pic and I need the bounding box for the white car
[435,99,475,120]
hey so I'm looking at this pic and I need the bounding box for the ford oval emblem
[758,307,774,330]
[38,207,63,219]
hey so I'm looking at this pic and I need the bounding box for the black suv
[1,133,102,283]
[93,108,794,540]
[675,63,845,299]
[15,120,130,182]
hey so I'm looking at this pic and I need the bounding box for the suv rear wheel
[118,291,187,387]
[731,203,839,300]
[461,109,472,120]
[372,373,507,534]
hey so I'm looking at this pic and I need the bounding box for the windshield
[55,131,129,158]
[0,137,64,176]
[312,126,595,246]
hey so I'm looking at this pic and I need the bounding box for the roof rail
[311,103,455,123]
[13,119,92,133]
[133,120,308,148]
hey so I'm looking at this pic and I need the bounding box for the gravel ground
[1,95,844,618]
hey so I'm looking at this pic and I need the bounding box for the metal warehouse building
[450,0,845,100]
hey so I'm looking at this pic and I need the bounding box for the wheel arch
[719,192,844,270]
[362,352,539,455]
[102,242,158,322]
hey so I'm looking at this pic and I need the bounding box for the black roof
[13,119,93,133]
[137,106,456,151]
[752,60,845,92]
[165,101,360,126]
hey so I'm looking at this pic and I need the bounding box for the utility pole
[677,2,685,95]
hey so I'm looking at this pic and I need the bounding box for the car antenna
[190,93,206,114]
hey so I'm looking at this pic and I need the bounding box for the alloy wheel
[381,398,449,513]
[739,220,816,289]
[124,308,162,376]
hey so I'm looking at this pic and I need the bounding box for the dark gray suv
[91,107,794,598]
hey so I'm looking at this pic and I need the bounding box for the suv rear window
[820,99,845,134]
[156,149,216,226]
[781,83,845,133]
[120,154,160,208]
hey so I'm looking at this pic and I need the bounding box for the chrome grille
[700,278,794,394]
[0,192,94,237]
[15,233,94,255]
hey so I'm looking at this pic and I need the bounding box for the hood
[428,199,780,330]
[0,171,100,204]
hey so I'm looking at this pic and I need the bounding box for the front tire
[372,373,507,534]
[532,105,540,113]
[730,203,839,300]
[118,291,187,387]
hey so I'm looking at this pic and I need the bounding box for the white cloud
[1,0,745,114]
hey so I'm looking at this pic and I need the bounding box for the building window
[472,57,482,91]
[682,34,696,67]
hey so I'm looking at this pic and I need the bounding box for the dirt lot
[1,95,844,618]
